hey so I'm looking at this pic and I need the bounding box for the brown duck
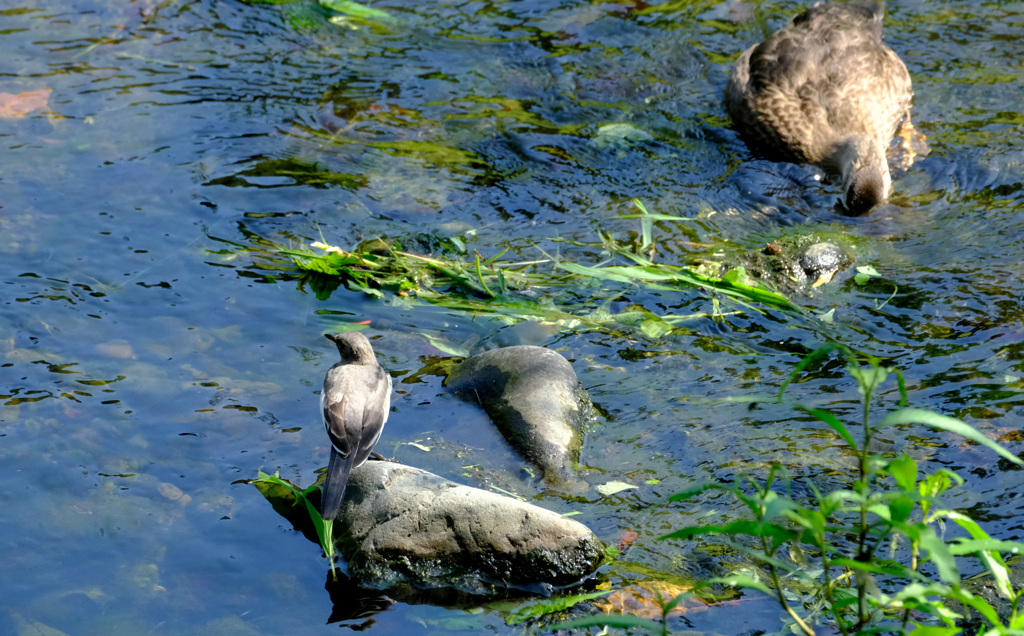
[724,2,912,214]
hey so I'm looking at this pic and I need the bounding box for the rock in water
[336,461,604,594]
[444,345,592,482]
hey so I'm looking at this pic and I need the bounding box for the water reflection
[2,0,1024,633]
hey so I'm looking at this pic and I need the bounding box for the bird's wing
[728,31,835,164]
[353,368,391,465]
[816,30,911,140]
[323,392,356,458]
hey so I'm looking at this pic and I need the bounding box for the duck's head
[832,135,891,215]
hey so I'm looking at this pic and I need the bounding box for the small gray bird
[320,331,392,521]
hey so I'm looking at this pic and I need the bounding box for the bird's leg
[369,451,402,464]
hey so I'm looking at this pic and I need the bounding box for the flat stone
[336,461,603,594]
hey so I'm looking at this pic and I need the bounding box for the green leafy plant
[253,471,339,579]
[658,344,1024,635]
[274,200,801,341]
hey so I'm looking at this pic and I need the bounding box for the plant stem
[761,535,815,636]
[855,368,874,628]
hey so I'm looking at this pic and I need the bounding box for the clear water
[2,0,1023,633]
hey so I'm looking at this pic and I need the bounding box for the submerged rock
[444,345,593,482]
[336,461,604,594]
[734,235,853,292]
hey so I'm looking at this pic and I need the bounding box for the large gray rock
[444,345,592,482]
[337,461,603,594]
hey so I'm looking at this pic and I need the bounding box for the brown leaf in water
[592,580,705,619]
[0,89,52,119]
[889,116,930,171]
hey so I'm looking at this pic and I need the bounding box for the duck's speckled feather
[724,3,912,211]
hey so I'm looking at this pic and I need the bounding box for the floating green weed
[239,0,399,31]
[278,200,802,340]
[505,590,612,626]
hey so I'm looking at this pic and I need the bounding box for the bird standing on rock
[724,2,913,215]
[320,331,392,521]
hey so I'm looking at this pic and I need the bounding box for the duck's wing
[726,28,836,164]
[819,39,912,143]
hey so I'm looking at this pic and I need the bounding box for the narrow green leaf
[830,557,914,578]
[319,0,398,23]
[789,508,826,539]
[705,574,775,597]
[880,408,1024,466]
[796,404,856,448]
[919,527,960,584]
[480,247,509,266]
[946,538,1024,556]
[763,496,800,523]
[556,262,635,283]
[423,334,470,357]
[620,213,695,221]
[602,265,678,281]
[908,626,960,636]
[659,591,691,614]
[660,520,758,541]
[946,511,1021,599]
[847,362,888,396]
[666,482,727,502]
[887,494,915,524]
[255,472,335,565]
[920,469,961,497]
[779,344,840,399]
[473,253,494,297]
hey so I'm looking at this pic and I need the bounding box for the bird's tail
[321,448,356,522]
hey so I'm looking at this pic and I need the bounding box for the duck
[723,2,912,215]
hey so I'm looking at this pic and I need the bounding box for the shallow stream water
[2,0,1024,633]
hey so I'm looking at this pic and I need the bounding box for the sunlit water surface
[2,0,1023,633]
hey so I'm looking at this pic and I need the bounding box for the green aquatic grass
[239,0,400,31]
[278,200,802,340]
[253,471,339,580]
